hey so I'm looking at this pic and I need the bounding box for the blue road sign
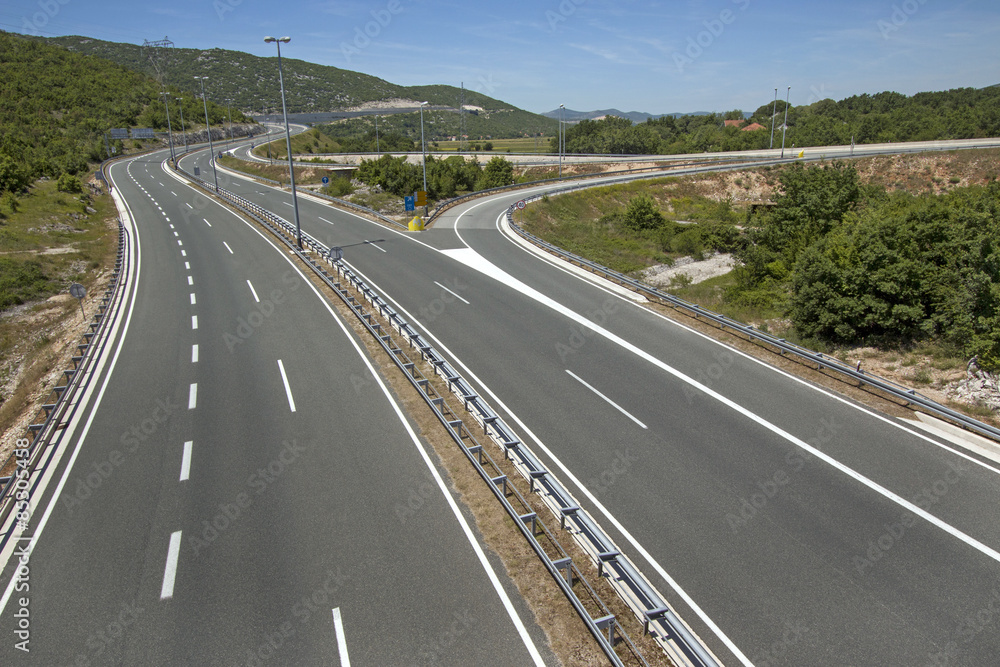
[404,195,415,212]
[322,176,329,184]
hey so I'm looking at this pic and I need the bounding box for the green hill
[0,31,244,192]
[32,35,557,139]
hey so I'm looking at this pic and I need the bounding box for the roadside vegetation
[521,157,1000,379]
[555,87,1000,155]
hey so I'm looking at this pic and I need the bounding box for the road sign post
[69,282,87,320]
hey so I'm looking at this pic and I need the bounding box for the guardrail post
[643,607,669,636]
[597,551,620,578]
[593,614,617,646]
[560,505,580,529]
[552,557,574,586]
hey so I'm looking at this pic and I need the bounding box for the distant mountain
[541,108,714,123]
[29,35,557,138]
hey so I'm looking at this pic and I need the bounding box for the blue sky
[3,0,998,114]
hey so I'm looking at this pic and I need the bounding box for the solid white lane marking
[223,242,234,254]
[203,218,212,227]
[247,280,260,303]
[188,383,197,409]
[277,360,296,412]
[191,344,199,363]
[192,315,198,329]
[190,293,196,305]
[566,369,647,429]
[444,244,1000,568]
[180,442,192,482]
[332,608,350,666]
[365,240,387,253]
[187,276,193,286]
[160,531,182,599]
[434,281,470,304]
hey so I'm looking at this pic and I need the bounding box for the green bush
[57,173,82,193]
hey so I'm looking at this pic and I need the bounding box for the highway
[193,137,1000,665]
[0,147,552,665]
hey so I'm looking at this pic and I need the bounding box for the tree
[476,156,513,190]
[621,194,664,231]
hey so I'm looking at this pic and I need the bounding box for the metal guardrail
[173,163,719,666]
[505,202,1000,444]
[216,155,408,230]
[0,157,131,543]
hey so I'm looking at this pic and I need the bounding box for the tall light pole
[265,36,302,248]
[558,104,565,178]
[226,99,234,145]
[175,96,188,154]
[780,86,791,158]
[419,101,429,217]
[161,89,176,166]
[195,76,219,191]
[375,114,380,156]
[769,87,777,150]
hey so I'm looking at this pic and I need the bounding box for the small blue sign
[322,176,329,184]
[404,196,415,212]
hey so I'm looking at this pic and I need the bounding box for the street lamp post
[195,76,219,191]
[769,88,777,150]
[226,99,234,145]
[176,96,188,154]
[375,114,380,156]
[780,86,791,158]
[265,36,302,248]
[161,89,176,166]
[419,101,428,217]
[558,104,565,178]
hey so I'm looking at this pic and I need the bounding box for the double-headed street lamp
[175,96,188,154]
[264,36,302,248]
[780,86,791,158]
[194,76,219,192]
[558,104,565,178]
[161,88,176,165]
[769,88,777,150]
[419,101,428,217]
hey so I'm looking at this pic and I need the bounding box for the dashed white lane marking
[160,531,182,600]
[277,360,296,413]
[180,442,192,482]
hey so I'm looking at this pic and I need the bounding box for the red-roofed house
[741,122,766,132]
[723,119,745,128]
